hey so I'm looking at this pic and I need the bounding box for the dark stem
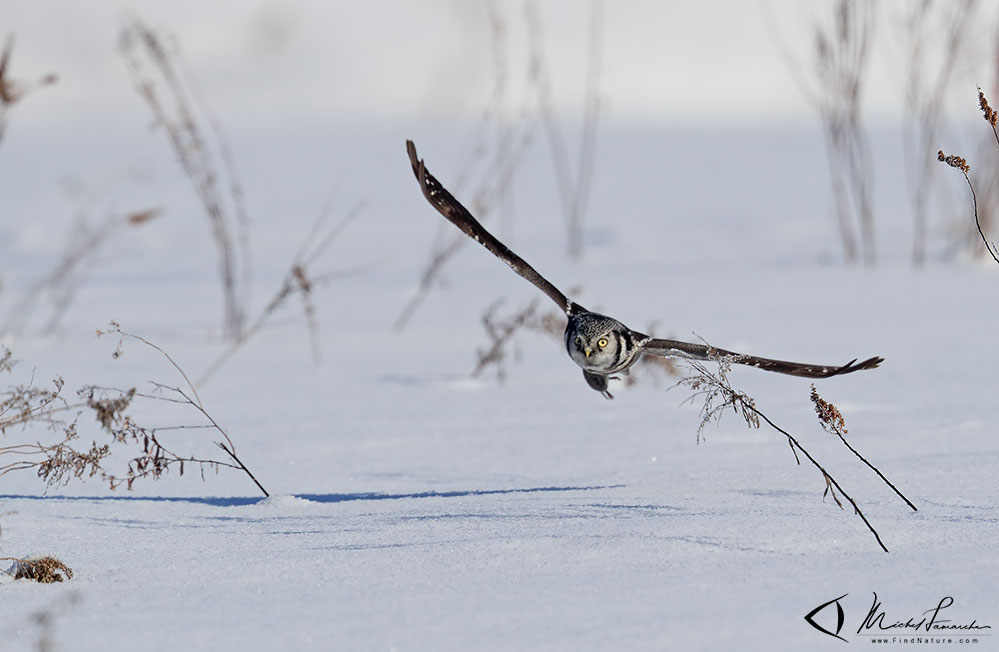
[215,441,268,498]
[748,403,890,553]
[965,170,999,266]
[830,429,917,511]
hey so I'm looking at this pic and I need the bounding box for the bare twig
[394,4,542,331]
[0,34,57,145]
[525,0,603,260]
[938,147,999,265]
[2,207,161,336]
[94,326,267,495]
[899,1,980,265]
[810,385,917,511]
[674,358,902,552]
[767,1,877,265]
[196,199,366,386]
[1,339,267,495]
[98,322,203,408]
[472,298,542,382]
[120,17,248,339]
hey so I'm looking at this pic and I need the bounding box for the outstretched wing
[640,337,883,379]
[406,140,584,317]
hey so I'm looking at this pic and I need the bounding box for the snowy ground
[2,2,999,640]
[2,119,997,651]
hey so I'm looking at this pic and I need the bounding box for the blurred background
[2,0,998,344]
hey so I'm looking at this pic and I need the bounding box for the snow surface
[2,4,998,649]
[2,121,997,650]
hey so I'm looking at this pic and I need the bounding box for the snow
[2,3,998,651]
[2,146,996,647]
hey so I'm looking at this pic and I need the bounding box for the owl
[406,140,882,398]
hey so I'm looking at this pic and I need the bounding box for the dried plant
[2,556,73,583]
[0,34,57,145]
[768,1,877,265]
[0,360,106,486]
[96,323,268,495]
[396,1,603,328]
[811,384,917,510]
[472,298,543,383]
[0,327,268,496]
[0,373,75,436]
[938,139,999,265]
[120,17,250,340]
[899,1,981,265]
[675,356,759,443]
[525,0,603,260]
[197,198,366,386]
[0,588,82,652]
[394,4,541,331]
[2,207,161,336]
[673,354,916,552]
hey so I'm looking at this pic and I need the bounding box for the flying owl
[406,140,882,398]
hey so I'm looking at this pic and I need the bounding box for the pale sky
[6,0,994,133]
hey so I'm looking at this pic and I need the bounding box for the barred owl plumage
[406,140,883,399]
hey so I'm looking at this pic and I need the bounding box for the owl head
[565,313,626,371]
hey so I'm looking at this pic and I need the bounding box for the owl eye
[597,337,609,348]
[574,336,582,346]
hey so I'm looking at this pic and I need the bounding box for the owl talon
[603,376,621,398]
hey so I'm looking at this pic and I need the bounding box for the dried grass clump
[3,556,73,583]
[675,357,758,442]
[33,426,112,488]
[1,327,268,496]
[85,387,135,431]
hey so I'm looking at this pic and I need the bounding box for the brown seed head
[810,384,847,435]
[979,88,997,127]
[937,150,970,174]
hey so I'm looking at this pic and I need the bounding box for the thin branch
[196,200,366,386]
[98,322,203,409]
[674,359,897,552]
[747,400,888,552]
[938,148,999,265]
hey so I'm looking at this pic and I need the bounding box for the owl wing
[639,337,883,378]
[406,140,584,317]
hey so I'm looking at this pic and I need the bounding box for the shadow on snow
[0,484,626,508]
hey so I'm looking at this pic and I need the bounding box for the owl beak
[584,347,592,358]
